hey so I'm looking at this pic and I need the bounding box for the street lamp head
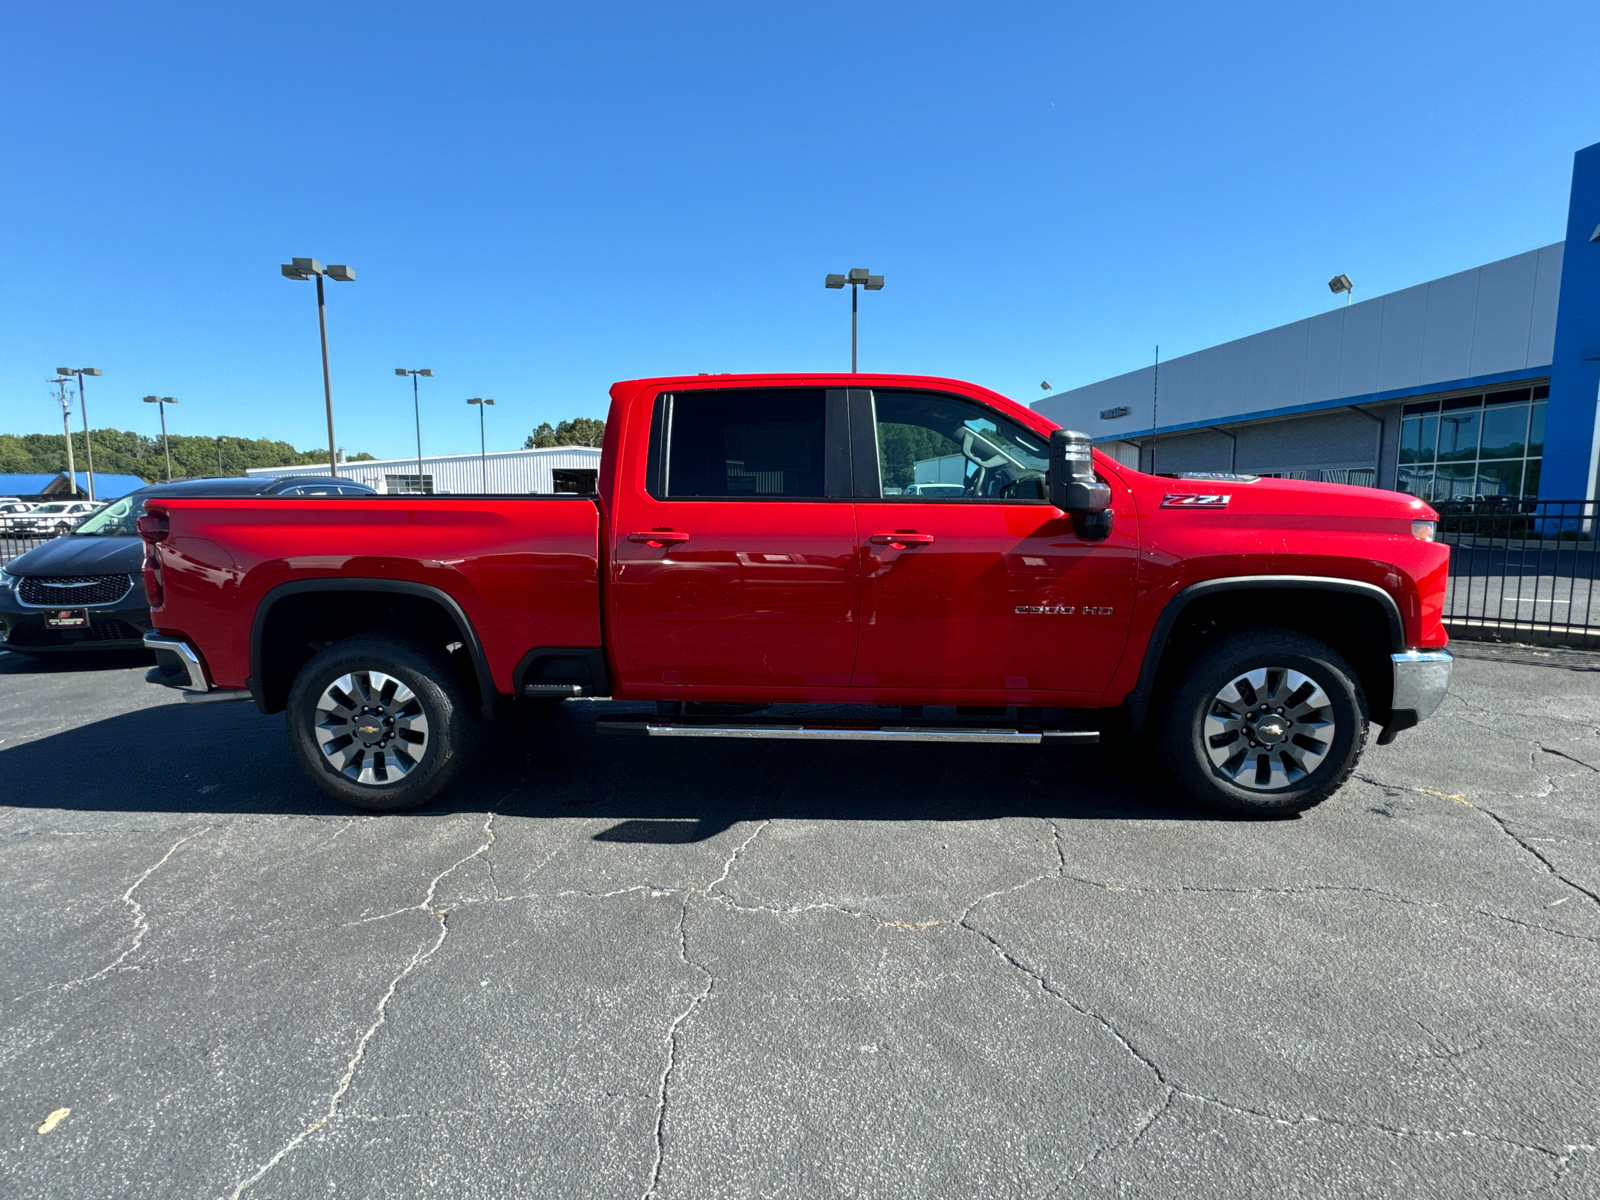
[848,268,870,284]
[56,368,72,376]
[824,274,846,289]
[143,395,160,403]
[325,264,355,282]
[292,257,325,276]
[82,368,102,377]
[864,275,884,291]
[467,397,482,405]
[418,369,433,377]
[281,264,312,281]
[1328,273,1353,295]
[483,398,495,406]
[163,397,177,404]
[395,368,409,376]
[1040,381,1052,392]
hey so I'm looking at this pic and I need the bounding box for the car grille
[5,617,144,647]
[18,574,135,606]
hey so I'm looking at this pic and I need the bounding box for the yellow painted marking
[1414,787,1474,808]
[37,1107,69,1135]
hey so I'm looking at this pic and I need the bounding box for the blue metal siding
[1540,140,1600,501]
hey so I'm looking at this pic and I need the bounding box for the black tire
[286,634,478,812]
[1157,626,1367,817]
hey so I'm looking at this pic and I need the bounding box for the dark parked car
[0,476,375,655]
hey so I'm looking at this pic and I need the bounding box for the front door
[850,389,1139,700]
[610,387,860,692]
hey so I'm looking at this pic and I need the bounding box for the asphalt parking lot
[1,644,1596,1198]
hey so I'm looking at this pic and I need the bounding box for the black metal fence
[1438,499,1599,640]
[1,533,51,567]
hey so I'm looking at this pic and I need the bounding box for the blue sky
[3,2,1597,461]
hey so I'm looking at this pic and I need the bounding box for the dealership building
[1035,139,1600,503]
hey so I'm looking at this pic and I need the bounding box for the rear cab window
[647,388,847,500]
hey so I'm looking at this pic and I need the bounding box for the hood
[5,534,145,576]
[1137,471,1437,522]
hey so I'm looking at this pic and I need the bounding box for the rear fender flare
[249,578,497,718]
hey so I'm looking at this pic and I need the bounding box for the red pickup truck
[139,373,1452,817]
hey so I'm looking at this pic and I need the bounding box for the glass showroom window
[1397,384,1547,501]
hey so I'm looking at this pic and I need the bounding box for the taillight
[136,513,169,543]
[138,510,169,608]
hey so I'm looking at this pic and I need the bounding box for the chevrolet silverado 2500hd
[138,373,1452,816]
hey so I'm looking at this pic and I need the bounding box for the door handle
[628,530,690,546]
[869,532,935,548]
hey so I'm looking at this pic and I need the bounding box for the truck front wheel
[1158,627,1367,817]
[286,634,477,812]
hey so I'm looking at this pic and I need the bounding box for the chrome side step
[595,717,1098,745]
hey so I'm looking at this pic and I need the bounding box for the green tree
[524,417,605,449]
[0,429,375,485]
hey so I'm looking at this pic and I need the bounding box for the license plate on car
[45,609,89,628]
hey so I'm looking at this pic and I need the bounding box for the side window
[654,389,828,499]
[872,391,1049,501]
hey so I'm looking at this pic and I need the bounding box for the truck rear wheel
[1158,627,1367,817]
[286,634,477,812]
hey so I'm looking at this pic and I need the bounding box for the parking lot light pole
[396,369,435,493]
[824,269,884,372]
[281,258,355,477]
[143,396,178,480]
[57,367,102,500]
[49,375,79,494]
[467,398,496,491]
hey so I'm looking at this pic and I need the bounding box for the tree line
[525,417,605,448]
[0,429,375,485]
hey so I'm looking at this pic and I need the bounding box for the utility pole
[1150,345,1160,476]
[50,376,77,493]
[58,367,102,500]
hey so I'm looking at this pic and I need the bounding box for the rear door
[849,388,1139,699]
[609,387,860,691]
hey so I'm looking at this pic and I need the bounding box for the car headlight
[1412,520,1436,541]
[0,569,16,592]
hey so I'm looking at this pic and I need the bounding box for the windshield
[72,495,142,536]
[32,504,71,514]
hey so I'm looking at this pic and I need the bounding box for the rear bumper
[143,631,210,691]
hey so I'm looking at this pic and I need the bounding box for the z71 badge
[1161,492,1231,508]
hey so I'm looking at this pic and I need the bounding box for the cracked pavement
[1,641,1596,1198]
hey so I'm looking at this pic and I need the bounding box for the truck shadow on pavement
[0,696,1234,832]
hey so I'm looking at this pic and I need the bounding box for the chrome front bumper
[1391,648,1453,723]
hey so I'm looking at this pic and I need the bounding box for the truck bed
[148,494,602,697]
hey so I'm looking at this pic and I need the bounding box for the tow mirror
[1049,429,1111,514]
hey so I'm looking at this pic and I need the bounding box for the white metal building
[246,446,603,495]
[1034,136,1600,502]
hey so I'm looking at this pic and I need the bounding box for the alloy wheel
[312,670,430,786]
[1202,666,1335,791]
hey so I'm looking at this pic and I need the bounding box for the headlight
[0,569,16,591]
[1412,520,1436,541]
